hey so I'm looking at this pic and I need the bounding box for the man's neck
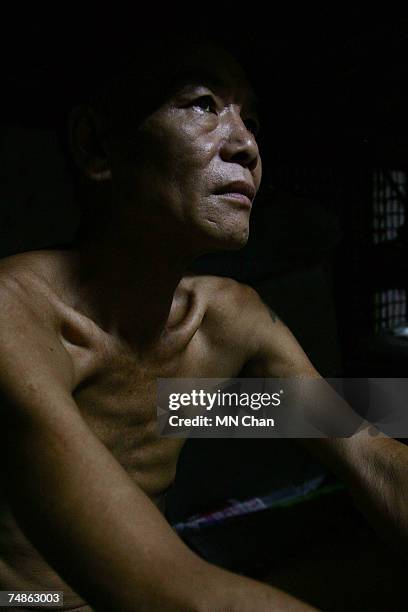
[73,223,196,349]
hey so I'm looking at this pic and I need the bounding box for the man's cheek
[180,141,216,175]
[172,145,212,179]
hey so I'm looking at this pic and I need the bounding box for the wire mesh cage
[372,170,407,332]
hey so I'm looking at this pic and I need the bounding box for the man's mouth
[213,181,256,207]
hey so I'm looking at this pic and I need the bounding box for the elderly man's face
[109,43,262,252]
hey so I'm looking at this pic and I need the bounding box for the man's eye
[191,96,217,113]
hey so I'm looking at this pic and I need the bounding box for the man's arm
[236,282,408,557]
[0,276,317,611]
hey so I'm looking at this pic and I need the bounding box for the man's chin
[220,232,249,251]
[198,225,250,253]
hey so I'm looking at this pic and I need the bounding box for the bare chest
[72,329,238,499]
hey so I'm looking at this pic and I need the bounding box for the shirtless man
[1,38,408,611]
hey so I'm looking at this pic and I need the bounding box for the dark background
[2,13,408,610]
[3,13,408,377]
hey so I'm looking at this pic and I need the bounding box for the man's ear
[69,105,112,182]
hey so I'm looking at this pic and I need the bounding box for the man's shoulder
[184,272,258,319]
[0,251,76,400]
[187,273,316,377]
[0,248,74,286]
[185,273,261,353]
[0,249,78,349]
[0,252,50,319]
[0,248,75,312]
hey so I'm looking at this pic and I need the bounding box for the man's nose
[220,112,259,172]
